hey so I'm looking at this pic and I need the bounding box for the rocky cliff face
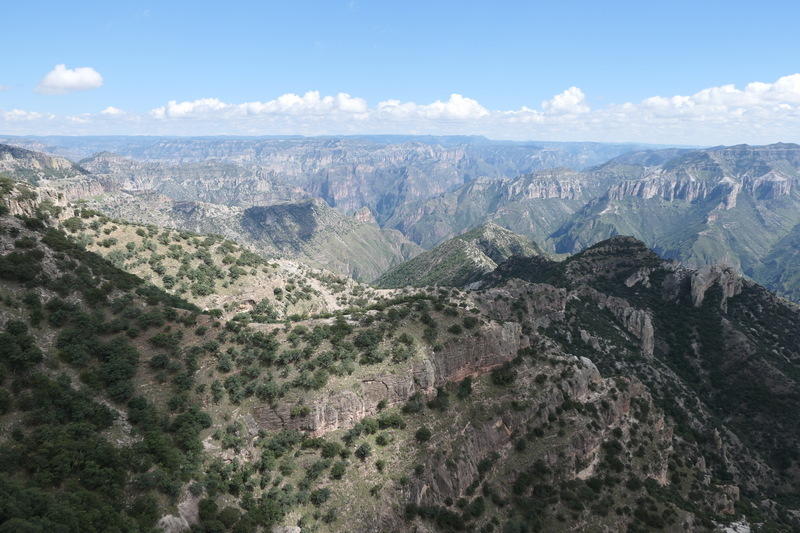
[253,320,522,435]
[80,151,304,205]
[0,143,106,201]
[384,169,606,250]
[552,144,800,298]
[604,165,793,206]
[605,175,725,203]
[688,265,744,310]
[407,356,603,501]
[0,143,85,182]
[502,169,589,201]
[0,184,67,218]
[406,366,670,509]
[474,237,800,526]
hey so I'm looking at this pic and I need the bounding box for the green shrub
[320,440,342,458]
[491,363,516,386]
[310,488,331,506]
[218,507,241,527]
[403,393,425,414]
[463,316,479,329]
[415,426,432,443]
[457,377,472,399]
[330,461,347,479]
[198,498,219,522]
[427,387,450,411]
[355,443,372,461]
[377,412,405,429]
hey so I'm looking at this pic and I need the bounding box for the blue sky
[2,1,800,143]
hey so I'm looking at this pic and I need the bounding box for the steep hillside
[240,199,421,280]
[61,210,374,320]
[90,193,421,282]
[753,222,800,302]
[478,236,800,530]
[375,223,542,288]
[5,179,392,320]
[0,184,212,531]
[0,143,86,183]
[0,143,106,199]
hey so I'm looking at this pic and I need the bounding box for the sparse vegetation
[1,168,799,532]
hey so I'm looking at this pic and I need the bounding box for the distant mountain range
[3,135,659,221]
[1,137,799,303]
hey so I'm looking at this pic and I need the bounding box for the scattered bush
[355,443,372,461]
[415,426,432,443]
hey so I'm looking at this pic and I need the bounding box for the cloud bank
[5,73,800,144]
[36,64,103,94]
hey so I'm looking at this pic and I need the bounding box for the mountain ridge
[375,223,542,288]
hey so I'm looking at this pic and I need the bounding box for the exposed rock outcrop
[2,186,67,217]
[253,321,522,435]
[690,265,744,310]
[407,359,671,511]
[576,287,655,356]
[156,487,201,533]
[431,321,523,384]
[0,143,87,182]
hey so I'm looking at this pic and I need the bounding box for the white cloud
[151,92,369,119]
[36,64,103,94]
[5,74,800,144]
[636,73,800,116]
[67,114,92,123]
[1,109,53,121]
[0,85,9,92]
[100,106,125,116]
[542,87,590,114]
[240,91,368,116]
[151,98,229,119]
[377,94,489,120]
